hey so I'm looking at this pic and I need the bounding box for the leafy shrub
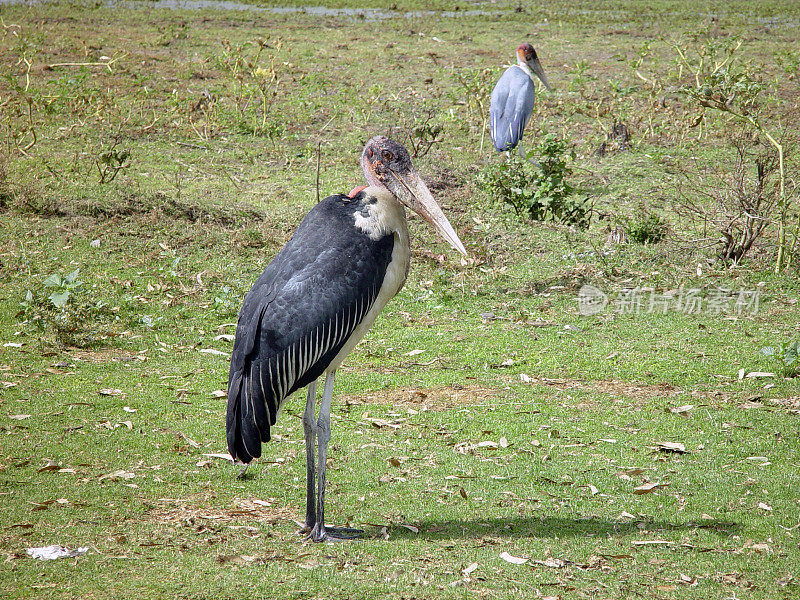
[627,213,668,244]
[761,339,800,378]
[479,134,590,228]
[19,270,118,348]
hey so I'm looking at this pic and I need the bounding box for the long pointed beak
[529,57,551,92]
[387,168,467,257]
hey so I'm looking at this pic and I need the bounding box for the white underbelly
[327,229,410,371]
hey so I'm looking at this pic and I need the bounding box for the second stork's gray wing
[489,66,536,152]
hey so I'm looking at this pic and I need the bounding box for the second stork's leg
[301,380,318,533]
[309,370,363,542]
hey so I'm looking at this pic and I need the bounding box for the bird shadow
[373,515,740,541]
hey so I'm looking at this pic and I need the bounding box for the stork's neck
[352,185,409,244]
[516,61,536,84]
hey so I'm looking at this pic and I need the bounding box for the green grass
[1,1,800,598]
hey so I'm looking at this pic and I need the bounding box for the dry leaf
[217,554,258,565]
[199,348,229,357]
[520,373,532,383]
[182,434,200,448]
[210,390,227,398]
[203,453,234,462]
[400,524,419,534]
[634,481,669,495]
[8,414,31,420]
[535,557,568,568]
[462,562,478,576]
[123,406,137,413]
[669,404,694,415]
[631,540,673,546]
[27,545,89,560]
[403,349,424,356]
[758,502,772,512]
[499,551,528,564]
[99,469,135,481]
[98,388,122,396]
[658,442,686,453]
[364,417,400,429]
[37,460,60,473]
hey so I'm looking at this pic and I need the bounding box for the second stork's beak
[386,167,468,257]
[528,56,551,92]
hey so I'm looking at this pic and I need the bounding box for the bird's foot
[307,523,364,542]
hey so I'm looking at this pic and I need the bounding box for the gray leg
[302,380,317,532]
[518,140,526,159]
[309,370,362,542]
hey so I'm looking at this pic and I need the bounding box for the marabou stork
[489,43,551,157]
[226,136,467,542]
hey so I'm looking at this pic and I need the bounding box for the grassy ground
[1,1,799,599]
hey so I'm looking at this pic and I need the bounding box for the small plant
[95,138,130,184]
[627,213,668,244]
[761,339,800,377]
[675,136,791,264]
[18,270,118,348]
[42,269,82,307]
[450,66,495,130]
[479,134,590,228]
[217,37,283,138]
[674,32,797,271]
[407,110,444,158]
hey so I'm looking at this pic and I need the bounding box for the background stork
[226,136,467,542]
[490,43,551,157]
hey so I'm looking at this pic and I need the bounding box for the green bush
[762,339,800,378]
[479,134,590,228]
[627,213,668,244]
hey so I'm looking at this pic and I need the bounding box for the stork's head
[361,136,467,256]
[516,43,551,92]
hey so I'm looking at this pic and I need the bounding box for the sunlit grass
[1,1,799,599]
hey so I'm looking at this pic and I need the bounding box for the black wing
[227,193,394,463]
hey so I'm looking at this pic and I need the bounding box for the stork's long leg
[301,380,317,532]
[518,140,526,159]
[309,370,363,542]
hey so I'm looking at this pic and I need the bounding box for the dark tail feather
[227,364,276,463]
[226,370,258,463]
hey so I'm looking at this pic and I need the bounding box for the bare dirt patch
[523,376,682,399]
[343,385,499,411]
[146,496,294,529]
[66,348,145,364]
